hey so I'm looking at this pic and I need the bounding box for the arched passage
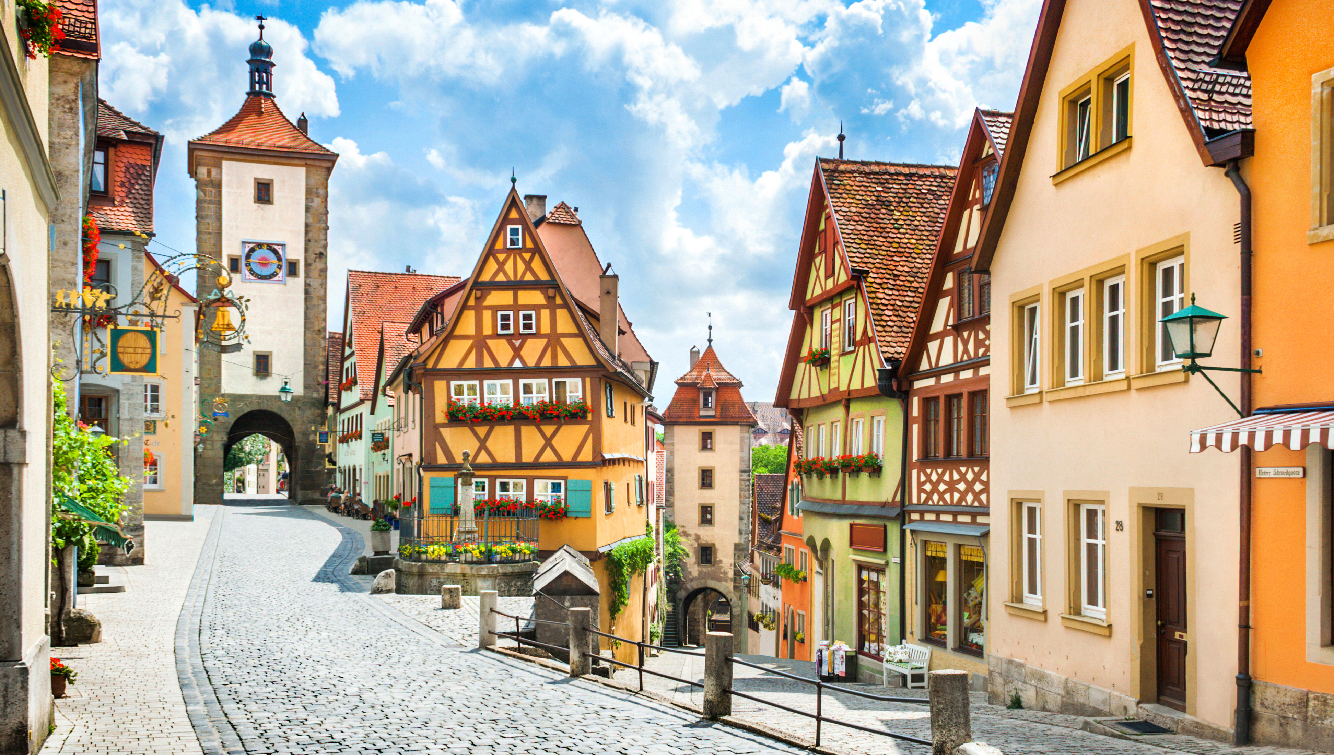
[679,586,732,647]
[225,410,296,500]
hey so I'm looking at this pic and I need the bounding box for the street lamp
[1160,294,1260,416]
[279,378,294,403]
[87,425,105,439]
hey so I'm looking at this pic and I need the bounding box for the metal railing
[418,508,539,543]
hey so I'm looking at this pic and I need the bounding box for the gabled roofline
[1215,0,1271,68]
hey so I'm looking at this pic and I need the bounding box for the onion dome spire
[248,15,275,97]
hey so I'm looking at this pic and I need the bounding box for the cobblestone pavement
[379,595,536,646]
[188,500,799,754]
[44,507,217,755]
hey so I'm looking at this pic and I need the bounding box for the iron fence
[398,507,539,563]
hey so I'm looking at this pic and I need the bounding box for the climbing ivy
[605,523,656,620]
[51,375,129,569]
[663,521,688,583]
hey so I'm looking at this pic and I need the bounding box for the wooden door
[1155,510,1187,711]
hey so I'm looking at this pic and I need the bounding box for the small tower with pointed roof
[662,339,757,651]
[189,19,340,507]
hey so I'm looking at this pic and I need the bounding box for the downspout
[1224,159,1253,746]
[878,361,908,644]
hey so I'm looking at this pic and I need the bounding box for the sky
[100,0,1041,403]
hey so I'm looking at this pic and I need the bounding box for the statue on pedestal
[457,450,478,542]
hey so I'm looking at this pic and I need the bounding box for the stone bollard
[929,669,972,755]
[568,607,591,678]
[441,585,461,610]
[478,590,498,649]
[703,631,734,719]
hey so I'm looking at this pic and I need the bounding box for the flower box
[802,348,831,367]
[446,399,591,423]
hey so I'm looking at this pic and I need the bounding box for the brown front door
[1155,509,1187,710]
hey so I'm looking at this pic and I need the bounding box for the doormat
[1110,720,1172,735]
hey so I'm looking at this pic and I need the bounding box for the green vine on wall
[51,374,129,569]
[663,521,688,583]
[606,523,656,620]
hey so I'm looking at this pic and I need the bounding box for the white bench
[882,643,931,689]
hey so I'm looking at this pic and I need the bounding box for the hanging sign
[108,327,159,374]
[371,432,385,444]
[318,430,329,444]
[1255,467,1304,478]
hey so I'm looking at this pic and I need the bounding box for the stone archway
[677,582,734,647]
[225,410,296,500]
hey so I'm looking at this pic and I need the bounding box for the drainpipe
[878,361,909,643]
[1224,159,1253,746]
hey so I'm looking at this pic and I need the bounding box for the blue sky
[100,0,1040,402]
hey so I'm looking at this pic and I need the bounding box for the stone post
[568,607,591,677]
[441,585,461,609]
[478,589,497,649]
[457,451,477,541]
[703,631,733,719]
[929,669,972,755]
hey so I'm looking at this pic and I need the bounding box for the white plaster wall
[219,159,306,395]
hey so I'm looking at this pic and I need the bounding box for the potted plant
[803,347,831,367]
[370,518,391,556]
[794,631,805,643]
[50,657,76,698]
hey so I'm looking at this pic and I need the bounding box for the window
[605,383,615,416]
[700,390,715,413]
[519,311,536,334]
[1022,502,1042,605]
[820,307,831,350]
[858,565,886,658]
[451,381,480,406]
[506,225,522,248]
[957,546,985,654]
[789,479,801,517]
[497,311,514,335]
[1102,275,1125,378]
[91,146,108,194]
[700,431,714,451]
[497,479,526,501]
[254,353,271,376]
[553,378,582,404]
[979,274,991,315]
[871,416,884,457]
[255,179,273,204]
[700,546,714,565]
[1023,302,1041,393]
[958,267,974,320]
[473,479,488,500]
[623,401,628,423]
[635,475,644,506]
[799,550,808,574]
[144,383,161,416]
[970,391,988,457]
[90,259,112,293]
[484,380,512,405]
[784,545,795,565]
[830,421,841,457]
[1155,256,1185,369]
[924,541,948,646]
[287,260,300,278]
[1079,503,1107,619]
[699,468,714,489]
[797,610,806,638]
[1064,289,1085,385]
[842,298,856,352]
[1071,94,1092,164]
[228,256,241,274]
[79,395,108,432]
[817,424,826,457]
[604,481,615,513]
[850,418,864,455]
[143,454,161,489]
[534,480,563,503]
[699,505,714,526]
[1111,72,1131,143]
[520,379,548,405]
[923,397,940,459]
[944,395,963,457]
[1315,69,1334,238]
[981,162,998,205]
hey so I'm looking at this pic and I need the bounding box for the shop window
[857,565,886,658]
[957,546,985,655]
[924,541,948,646]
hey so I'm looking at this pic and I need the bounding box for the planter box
[370,529,391,556]
[393,558,538,596]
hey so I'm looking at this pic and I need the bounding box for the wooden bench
[881,643,931,689]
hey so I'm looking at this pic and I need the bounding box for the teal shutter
[430,477,455,515]
[567,479,593,518]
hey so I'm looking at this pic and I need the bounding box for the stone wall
[1250,679,1334,751]
[394,559,537,597]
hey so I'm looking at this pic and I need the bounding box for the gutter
[877,360,909,644]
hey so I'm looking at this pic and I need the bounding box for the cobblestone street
[41,499,1328,755]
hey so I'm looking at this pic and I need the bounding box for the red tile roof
[545,201,581,225]
[89,101,161,236]
[1145,0,1252,132]
[377,321,418,407]
[819,159,956,361]
[192,95,336,157]
[663,347,756,423]
[674,347,743,387]
[979,110,1013,156]
[326,331,343,405]
[54,0,98,59]
[346,271,459,402]
[754,473,786,552]
[96,100,155,140]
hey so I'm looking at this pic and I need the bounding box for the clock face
[243,242,285,282]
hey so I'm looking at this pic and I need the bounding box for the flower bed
[397,540,537,563]
[446,399,590,423]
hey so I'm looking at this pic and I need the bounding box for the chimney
[690,346,701,367]
[524,194,547,222]
[297,112,308,135]
[599,266,619,355]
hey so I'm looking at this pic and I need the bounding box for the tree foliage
[751,444,788,474]
[663,521,688,583]
[225,434,271,473]
[51,376,129,569]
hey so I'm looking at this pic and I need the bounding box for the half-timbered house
[775,158,955,682]
[899,109,1010,685]
[393,190,658,658]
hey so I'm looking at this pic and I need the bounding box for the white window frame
[497,310,514,335]
[830,421,841,457]
[1064,289,1085,385]
[1023,302,1041,393]
[520,379,548,406]
[1103,275,1125,378]
[820,308,832,350]
[1075,95,1092,161]
[817,424,827,457]
[535,479,563,503]
[842,298,856,352]
[484,380,512,406]
[700,390,715,411]
[143,454,163,490]
[553,378,582,404]
[1112,72,1131,143]
[1155,256,1186,370]
[451,381,480,406]
[519,310,537,334]
[1022,502,1042,606]
[1080,503,1107,620]
[871,416,884,457]
[850,418,865,455]
[144,383,162,417]
[473,479,488,499]
[497,479,526,501]
[506,225,522,249]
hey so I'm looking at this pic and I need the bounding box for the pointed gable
[663,347,756,424]
[345,271,459,403]
[188,95,337,174]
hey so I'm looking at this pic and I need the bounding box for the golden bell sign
[211,305,236,335]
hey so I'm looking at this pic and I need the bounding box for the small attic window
[981,162,998,205]
[700,389,715,415]
[506,225,522,248]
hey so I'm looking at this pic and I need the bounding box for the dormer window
[506,225,522,248]
[700,389,715,416]
[91,146,109,195]
[981,162,998,205]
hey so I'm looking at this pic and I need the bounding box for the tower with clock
[188,18,339,506]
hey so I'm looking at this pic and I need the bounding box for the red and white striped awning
[1190,411,1334,453]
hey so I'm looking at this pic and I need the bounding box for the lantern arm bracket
[1181,359,1261,418]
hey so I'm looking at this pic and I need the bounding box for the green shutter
[430,477,455,515]
[567,479,592,518]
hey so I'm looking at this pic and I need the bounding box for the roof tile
[89,103,159,236]
[754,473,785,550]
[545,201,581,225]
[347,271,459,402]
[1146,0,1252,132]
[54,0,98,59]
[979,110,1013,156]
[192,95,335,156]
[326,331,343,405]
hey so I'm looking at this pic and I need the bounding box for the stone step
[79,568,126,595]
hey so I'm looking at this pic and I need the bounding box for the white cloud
[779,77,812,119]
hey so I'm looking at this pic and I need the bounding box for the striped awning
[1190,411,1334,453]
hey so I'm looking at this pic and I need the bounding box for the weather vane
[707,312,713,347]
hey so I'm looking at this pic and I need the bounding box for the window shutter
[567,479,593,517]
[429,477,455,515]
